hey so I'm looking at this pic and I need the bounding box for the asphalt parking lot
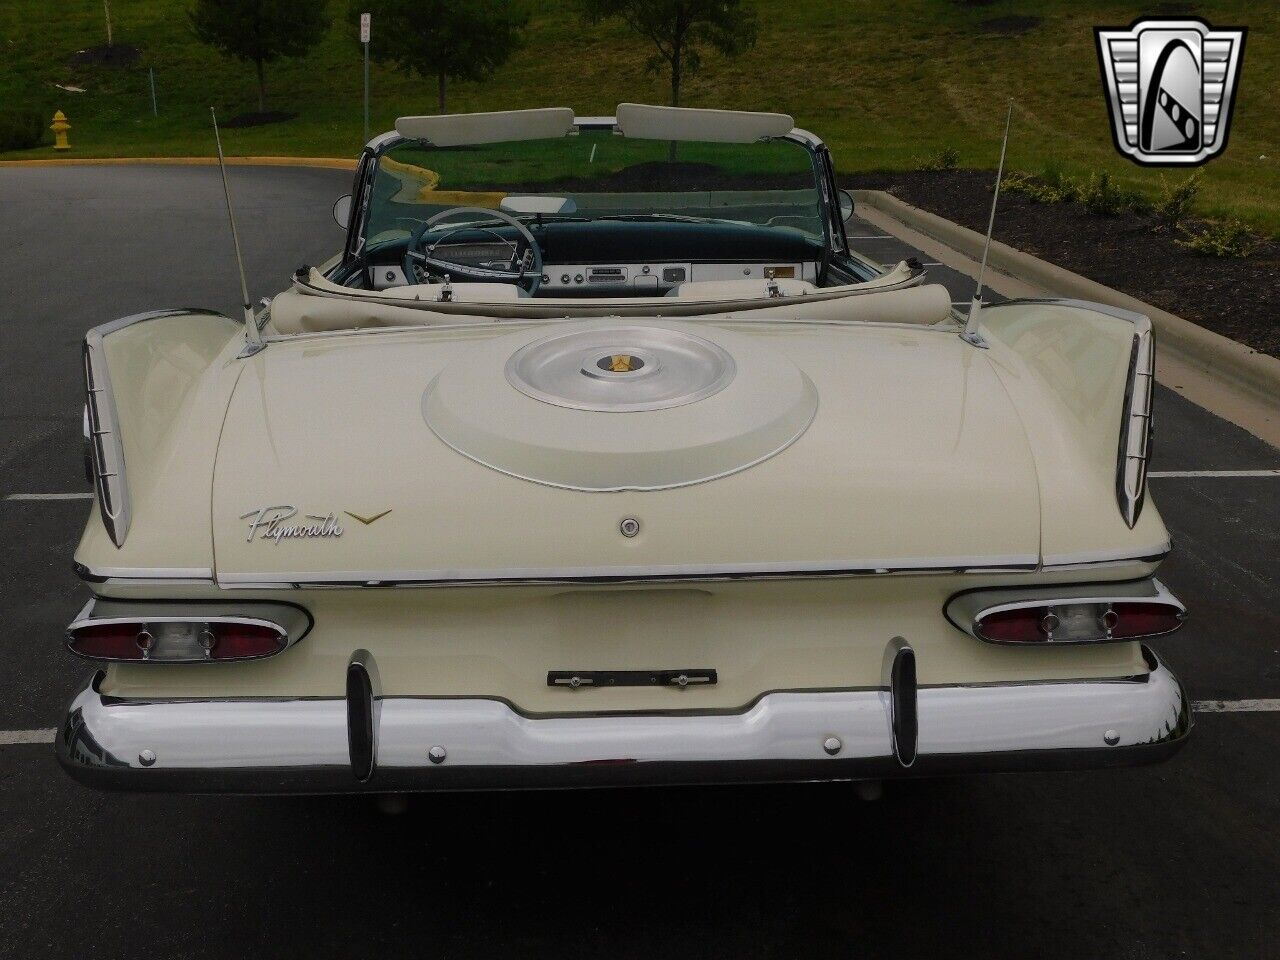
[2,165,1278,959]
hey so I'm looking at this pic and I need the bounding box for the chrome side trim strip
[1040,542,1170,568]
[983,298,1150,326]
[74,547,1168,590]
[56,646,1191,793]
[213,555,1043,589]
[74,563,215,583]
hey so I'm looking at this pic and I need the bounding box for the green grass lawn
[2,0,1276,234]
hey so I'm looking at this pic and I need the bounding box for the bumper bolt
[1103,729,1120,746]
[823,736,842,756]
[619,517,640,538]
[428,745,447,764]
[138,749,157,767]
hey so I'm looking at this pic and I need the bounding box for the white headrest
[615,103,795,142]
[396,108,574,146]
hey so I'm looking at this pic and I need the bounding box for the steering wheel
[403,206,543,296]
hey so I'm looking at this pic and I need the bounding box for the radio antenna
[962,100,1014,349]
[210,107,264,357]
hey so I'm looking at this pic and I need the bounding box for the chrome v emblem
[344,509,392,526]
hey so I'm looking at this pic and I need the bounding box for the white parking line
[1,700,1277,748]
[0,729,56,745]
[4,492,93,501]
[1192,700,1280,713]
[1149,470,1280,478]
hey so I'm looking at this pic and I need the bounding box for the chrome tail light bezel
[945,578,1186,645]
[66,599,312,663]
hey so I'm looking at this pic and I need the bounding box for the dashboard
[361,218,842,294]
[371,257,816,294]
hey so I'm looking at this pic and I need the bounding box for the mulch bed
[221,111,298,129]
[844,169,1280,359]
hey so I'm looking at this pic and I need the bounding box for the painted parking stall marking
[4,492,94,501]
[0,729,58,745]
[1149,470,1280,478]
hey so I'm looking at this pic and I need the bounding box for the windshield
[363,131,825,250]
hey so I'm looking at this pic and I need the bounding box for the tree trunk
[667,47,681,160]
[670,47,681,107]
[255,58,266,113]
[438,72,447,114]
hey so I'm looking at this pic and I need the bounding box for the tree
[580,0,758,108]
[190,0,330,113]
[351,0,529,114]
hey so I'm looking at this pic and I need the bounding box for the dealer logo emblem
[1095,17,1246,167]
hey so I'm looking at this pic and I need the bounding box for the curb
[0,156,356,170]
[852,189,1280,408]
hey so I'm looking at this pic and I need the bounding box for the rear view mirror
[332,194,352,228]
[838,189,855,222]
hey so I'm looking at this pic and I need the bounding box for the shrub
[917,147,960,171]
[1001,169,1077,204]
[0,108,47,152]
[1176,219,1261,258]
[1152,172,1202,234]
[1079,171,1126,216]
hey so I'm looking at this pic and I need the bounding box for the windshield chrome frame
[341,116,844,269]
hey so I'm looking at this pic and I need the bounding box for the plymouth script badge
[240,506,395,542]
[241,506,345,543]
[1095,17,1246,166]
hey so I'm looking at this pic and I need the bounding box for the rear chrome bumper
[56,645,1190,794]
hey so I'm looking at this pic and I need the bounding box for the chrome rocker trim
[57,643,1190,794]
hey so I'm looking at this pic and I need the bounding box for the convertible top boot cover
[210,319,1042,585]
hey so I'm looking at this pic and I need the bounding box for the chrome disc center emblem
[582,349,661,382]
[506,326,735,412]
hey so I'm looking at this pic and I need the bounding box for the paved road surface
[1,165,1276,959]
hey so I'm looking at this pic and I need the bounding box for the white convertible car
[59,105,1190,794]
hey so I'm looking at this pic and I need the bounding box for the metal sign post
[360,13,371,145]
[148,67,158,117]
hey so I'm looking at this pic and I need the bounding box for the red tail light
[206,622,287,659]
[975,601,1185,644]
[66,623,152,660]
[67,619,287,662]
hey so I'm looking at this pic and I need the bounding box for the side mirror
[332,194,352,228]
[838,189,856,222]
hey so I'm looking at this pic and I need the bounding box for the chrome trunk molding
[56,644,1190,794]
[73,546,1170,590]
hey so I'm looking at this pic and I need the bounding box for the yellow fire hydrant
[50,110,71,151]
